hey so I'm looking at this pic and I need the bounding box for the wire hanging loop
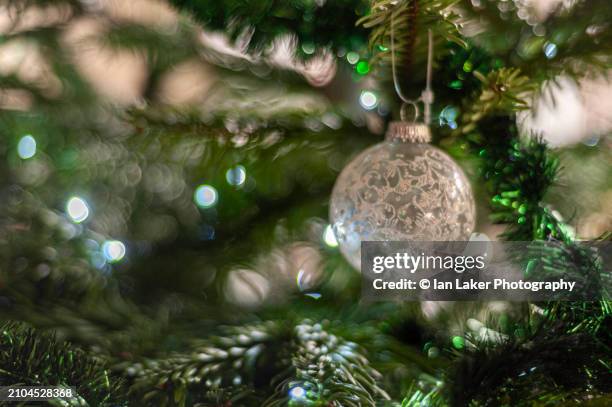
[389,10,415,106]
[389,7,434,124]
[400,101,419,123]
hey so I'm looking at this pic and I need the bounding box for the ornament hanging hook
[390,8,434,124]
[400,101,419,123]
[422,28,434,125]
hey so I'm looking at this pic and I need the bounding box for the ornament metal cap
[385,121,431,143]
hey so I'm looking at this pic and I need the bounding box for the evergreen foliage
[0,322,126,406]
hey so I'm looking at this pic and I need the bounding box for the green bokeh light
[452,336,465,350]
[356,61,370,75]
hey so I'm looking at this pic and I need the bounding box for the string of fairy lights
[15,134,123,267]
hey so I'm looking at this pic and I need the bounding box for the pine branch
[472,117,610,311]
[1,0,85,21]
[357,0,464,86]
[358,0,420,74]
[445,73,611,405]
[264,321,389,406]
[459,68,535,134]
[169,0,370,58]
[454,0,523,45]
[401,382,445,407]
[456,0,612,79]
[123,320,389,406]
[0,26,97,108]
[125,321,288,406]
[0,322,126,406]
[446,321,611,406]
[98,19,322,100]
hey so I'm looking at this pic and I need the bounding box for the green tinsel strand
[474,116,609,323]
[432,48,611,405]
[446,322,611,406]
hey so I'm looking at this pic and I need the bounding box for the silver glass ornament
[329,122,476,270]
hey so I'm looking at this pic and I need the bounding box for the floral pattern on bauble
[330,141,476,270]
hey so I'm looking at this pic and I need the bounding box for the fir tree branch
[264,321,389,406]
[446,321,611,406]
[459,68,535,134]
[358,0,420,76]
[125,321,288,406]
[443,58,611,404]
[358,0,464,76]
[0,322,126,406]
[123,320,389,406]
[169,0,370,58]
[472,116,610,316]
[456,0,612,79]
[401,382,445,407]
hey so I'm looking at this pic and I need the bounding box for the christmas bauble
[329,122,476,270]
